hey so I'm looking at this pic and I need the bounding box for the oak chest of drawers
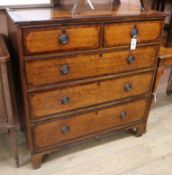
[7,3,165,169]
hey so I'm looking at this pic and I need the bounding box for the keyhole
[99,54,103,59]
[97,82,101,86]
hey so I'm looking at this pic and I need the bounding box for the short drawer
[29,72,153,119]
[104,20,162,47]
[26,46,158,88]
[33,98,148,149]
[23,25,100,55]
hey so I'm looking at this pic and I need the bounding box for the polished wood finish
[0,11,8,37]
[26,46,158,88]
[155,46,172,95]
[159,47,172,65]
[135,122,147,137]
[23,25,100,55]
[30,72,153,119]
[33,98,147,149]
[31,152,45,169]
[6,4,165,25]
[104,20,162,47]
[7,4,165,169]
[0,35,19,167]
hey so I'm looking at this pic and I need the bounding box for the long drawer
[26,46,158,88]
[23,24,100,55]
[104,20,162,47]
[33,98,148,149]
[29,71,153,119]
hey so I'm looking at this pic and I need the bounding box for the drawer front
[104,21,162,47]
[33,98,148,149]
[23,25,100,55]
[29,72,153,119]
[26,46,158,88]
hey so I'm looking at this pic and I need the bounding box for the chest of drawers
[7,4,165,169]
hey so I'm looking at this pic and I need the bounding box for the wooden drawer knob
[131,26,139,38]
[59,30,69,45]
[60,126,70,134]
[127,55,135,64]
[124,83,132,92]
[120,111,127,119]
[60,64,70,75]
[61,96,70,105]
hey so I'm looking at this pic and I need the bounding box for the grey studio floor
[0,93,172,175]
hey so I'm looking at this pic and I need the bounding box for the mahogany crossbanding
[6,4,165,169]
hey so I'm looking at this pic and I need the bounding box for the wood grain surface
[23,25,100,55]
[6,4,165,168]
[104,20,162,47]
[30,71,153,119]
[26,46,158,88]
[33,98,147,149]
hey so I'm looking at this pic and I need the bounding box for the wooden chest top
[7,3,165,25]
